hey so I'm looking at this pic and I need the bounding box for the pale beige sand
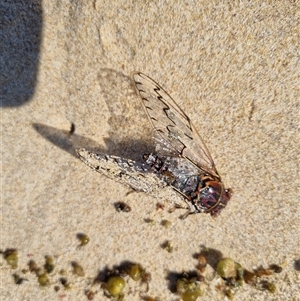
[1,1,299,300]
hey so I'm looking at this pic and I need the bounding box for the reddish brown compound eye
[197,181,231,216]
[199,181,222,209]
[210,187,232,217]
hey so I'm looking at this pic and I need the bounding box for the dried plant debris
[256,280,276,293]
[71,261,85,277]
[215,258,282,298]
[141,296,160,301]
[166,247,285,300]
[141,297,160,301]
[59,277,72,290]
[28,260,39,273]
[59,269,67,276]
[175,273,203,301]
[144,218,156,225]
[215,258,244,298]
[93,261,152,299]
[216,258,244,287]
[269,264,283,274]
[156,203,165,210]
[85,290,95,300]
[38,273,50,286]
[114,202,132,213]
[242,264,283,294]
[2,248,18,269]
[0,245,288,300]
[141,271,152,292]
[13,273,27,285]
[128,264,142,281]
[2,249,148,299]
[44,255,55,273]
[160,220,172,228]
[161,240,174,253]
[196,255,207,273]
[77,233,90,247]
[106,276,126,298]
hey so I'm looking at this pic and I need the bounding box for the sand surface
[1,1,299,300]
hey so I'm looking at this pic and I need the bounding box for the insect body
[77,72,232,217]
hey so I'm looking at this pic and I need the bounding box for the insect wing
[132,72,218,177]
[77,148,168,194]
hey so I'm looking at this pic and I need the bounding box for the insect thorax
[144,153,202,198]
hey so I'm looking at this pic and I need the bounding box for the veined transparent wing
[132,72,219,178]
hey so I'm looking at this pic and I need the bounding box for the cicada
[77,72,232,217]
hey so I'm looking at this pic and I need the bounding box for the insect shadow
[32,122,154,162]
